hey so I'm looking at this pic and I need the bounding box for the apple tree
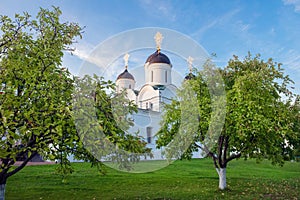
[0,7,84,199]
[0,7,149,200]
[156,54,299,190]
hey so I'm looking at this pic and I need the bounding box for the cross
[123,53,130,69]
[154,32,163,51]
[187,56,194,72]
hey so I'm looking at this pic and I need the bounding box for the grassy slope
[6,158,300,200]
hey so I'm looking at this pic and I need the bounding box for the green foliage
[72,75,151,171]
[289,96,300,161]
[157,53,299,172]
[156,63,215,160]
[0,7,82,184]
[0,7,149,187]
[224,54,299,165]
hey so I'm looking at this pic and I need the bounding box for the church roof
[184,73,196,80]
[146,50,171,65]
[117,69,135,80]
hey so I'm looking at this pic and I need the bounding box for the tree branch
[194,142,219,169]
[218,135,224,168]
[226,152,241,164]
[6,151,38,178]
[223,136,229,164]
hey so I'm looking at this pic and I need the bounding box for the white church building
[115,33,194,159]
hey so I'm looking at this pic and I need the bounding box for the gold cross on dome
[154,32,164,51]
[123,53,130,69]
[187,56,194,72]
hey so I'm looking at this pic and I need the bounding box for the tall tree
[0,7,82,199]
[157,54,299,190]
[0,7,149,200]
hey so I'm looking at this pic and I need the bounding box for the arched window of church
[129,84,131,89]
[150,103,153,110]
[147,127,152,144]
[151,71,153,82]
[165,71,167,83]
[146,102,148,109]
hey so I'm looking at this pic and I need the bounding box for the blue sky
[1,0,300,93]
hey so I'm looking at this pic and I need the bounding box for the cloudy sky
[1,0,300,93]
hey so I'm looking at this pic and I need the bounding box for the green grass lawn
[6,158,300,200]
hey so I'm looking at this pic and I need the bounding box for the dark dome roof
[184,73,196,80]
[146,50,171,65]
[117,69,135,80]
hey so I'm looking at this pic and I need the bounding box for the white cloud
[191,8,241,39]
[71,41,117,79]
[190,20,218,40]
[236,21,250,32]
[72,41,95,62]
[281,49,300,72]
[138,0,176,21]
[218,8,241,24]
[71,41,148,82]
[283,0,300,12]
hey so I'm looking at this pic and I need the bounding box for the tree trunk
[0,184,5,200]
[216,168,226,190]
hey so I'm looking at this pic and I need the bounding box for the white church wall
[138,85,160,111]
[116,78,135,93]
[125,89,137,104]
[145,63,171,85]
[129,109,165,160]
[129,108,203,160]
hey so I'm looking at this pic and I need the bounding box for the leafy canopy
[0,7,82,184]
[157,53,299,169]
[0,7,149,185]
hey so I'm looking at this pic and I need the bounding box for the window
[165,71,167,83]
[146,102,148,109]
[151,71,153,82]
[129,84,131,89]
[150,103,153,110]
[147,127,152,144]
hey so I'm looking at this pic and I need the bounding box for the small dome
[184,73,196,80]
[117,69,135,80]
[146,50,171,65]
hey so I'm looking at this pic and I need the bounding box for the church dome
[184,73,196,80]
[117,69,135,80]
[146,50,171,65]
